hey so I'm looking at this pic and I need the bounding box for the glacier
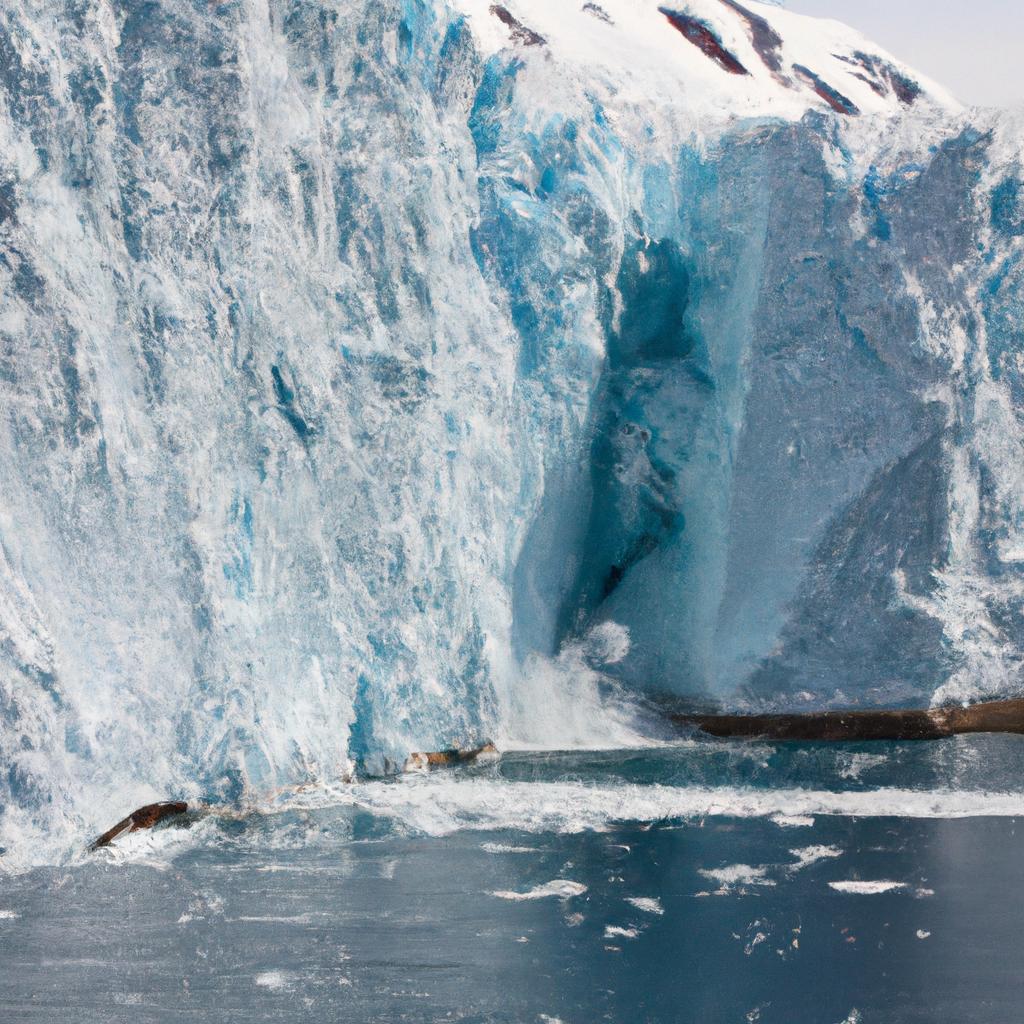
[0,0,1023,865]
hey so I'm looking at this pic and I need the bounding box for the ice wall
[0,0,1022,862]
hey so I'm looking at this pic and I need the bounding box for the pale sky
[784,0,1024,108]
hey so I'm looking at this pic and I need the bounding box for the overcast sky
[784,0,1023,108]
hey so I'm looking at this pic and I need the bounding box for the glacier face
[0,0,1022,862]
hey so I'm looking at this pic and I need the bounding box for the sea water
[2,737,1023,1023]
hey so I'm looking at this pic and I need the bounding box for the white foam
[0,910,20,920]
[699,864,775,889]
[480,842,542,854]
[828,881,906,895]
[254,971,291,991]
[788,845,843,871]
[772,814,815,828]
[237,915,316,924]
[490,879,587,901]
[281,777,1024,837]
[604,925,640,939]
[837,753,888,781]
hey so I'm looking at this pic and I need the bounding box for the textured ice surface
[0,0,1022,864]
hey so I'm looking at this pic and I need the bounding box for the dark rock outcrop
[793,64,860,115]
[489,5,546,46]
[835,51,922,105]
[659,8,749,75]
[719,0,784,78]
[582,3,613,25]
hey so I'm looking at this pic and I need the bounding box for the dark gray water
[3,743,1024,1023]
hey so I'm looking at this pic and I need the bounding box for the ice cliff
[0,0,1022,863]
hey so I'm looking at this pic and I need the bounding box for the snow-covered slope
[452,0,958,121]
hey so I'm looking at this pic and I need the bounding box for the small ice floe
[771,814,814,828]
[490,879,587,901]
[788,845,843,872]
[604,925,640,940]
[481,842,541,854]
[837,752,888,781]
[698,864,775,893]
[828,881,906,895]
[625,897,663,915]
[916,929,931,939]
[254,971,292,991]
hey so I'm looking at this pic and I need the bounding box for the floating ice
[698,864,776,889]
[490,879,588,900]
[788,845,843,871]
[625,897,664,915]
[253,971,292,991]
[828,881,906,895]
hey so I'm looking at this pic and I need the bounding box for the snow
[450,0,959,124]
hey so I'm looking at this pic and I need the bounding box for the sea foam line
[279,778,1024,835]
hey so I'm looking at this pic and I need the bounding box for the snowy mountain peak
[452,0,959,120]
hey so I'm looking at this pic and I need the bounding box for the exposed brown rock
[659,8,749,76]
[89,800,189,851]
[672,698,1024,742]
[793,64,859,115]
[489,5,546,47]
[834,51,922,105]
[718,0,785,79]
[582,3,613,25]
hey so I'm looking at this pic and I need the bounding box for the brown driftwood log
[403,742,499,772]
[673,697,1024,742]
[89,800,189,851]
